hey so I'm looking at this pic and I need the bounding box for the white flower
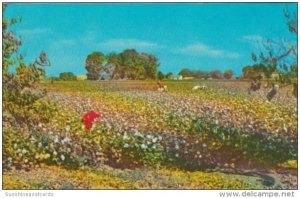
[35,154,39,159]
[29,137,36,143]
[64,137,71,143]
[13,143,17,149]
[134,132,142,137]
[7,157,12,161]
[152,137,158,143]
[175,153,179,158]
[24,159,28,163]
[65,125,70,132]
[123,132,129,140]
[18,153,23,157]
[54,135,59,143]
[60,154,65,161]
[38,142,42,148]
[175,144,179,150]
[21,149,27,154]
[158,136,162,141]
[124,143,129,148]
[53,151,57,156]
[141,144,147,149]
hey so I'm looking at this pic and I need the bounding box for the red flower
[82,111,102,130]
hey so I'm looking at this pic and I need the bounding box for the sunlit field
[3,80,297,189]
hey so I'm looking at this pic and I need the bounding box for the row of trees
[85,49,159,80]
[177,68,234,79]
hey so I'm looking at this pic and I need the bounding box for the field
[3,80,297,189]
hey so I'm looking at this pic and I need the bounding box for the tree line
[176,68,234,79]
[85,49,159,80]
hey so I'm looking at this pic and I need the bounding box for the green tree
[139,53,159,79]
[165,72,173,79]
[210,70,223,79]
[116,49,159,80]
[85,52,106,80]
[3,4,49,125]
[107,52,122,79]
[59,72,76,81]
[157,71,164,80]
[178,68,192,77]
[223,69,234,79]
[251,8,297,97]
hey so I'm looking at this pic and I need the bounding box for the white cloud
[241,35,266,50]
[242,35,264,43]
[176,42,239,59]
[81,31,98,44]
[19,28,50,36]
[98,39,164,51]
[56,39,77,46]
[51,39,77,49]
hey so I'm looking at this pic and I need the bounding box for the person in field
[248,80,261,94]
[266,83,279,101]
[157,81,167,92]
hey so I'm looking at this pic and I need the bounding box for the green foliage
[242,64,264,80]
[223,70,234,79]
[210,70,223,79]
[118,49,159,80]
[85,52,106,80]
[59,72,76,81]
[157,71,164,80]
[179,68,225,79]
[178,68,193,77]
[90,49,159,80]
[2,5,51,127]
[165,72,173,79]
[250,8,297,96]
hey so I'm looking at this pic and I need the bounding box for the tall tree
[178,68,192,77]
[85,52,106,80]
[210,70,223,79]
[157,71,164,80]
[59,72,76,81]
[223,69,234,79]
[165,72,174,79]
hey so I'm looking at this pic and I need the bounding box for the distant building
[171,75,183,80]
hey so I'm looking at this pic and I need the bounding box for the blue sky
[4,3,297,77]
